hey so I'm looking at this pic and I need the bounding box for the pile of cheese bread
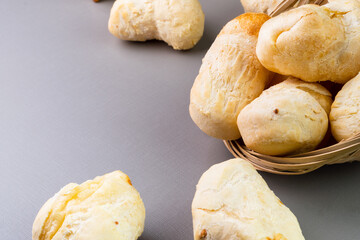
[190,0,360,156]
[31,1,360,240]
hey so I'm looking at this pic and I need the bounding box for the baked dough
[192,158,305,240]
[256,0,360,84]
[108,0,204,50]
[189,13,272,140]
[240,0,283,15]
[278,77,333,115]
[330,72,360,141]
[32,171,145,240]
[278,78,333,148]
[237,82,328,155]
[240,0,327,15]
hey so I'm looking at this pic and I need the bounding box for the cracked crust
[237,80,328,156]
[32,171,145,240]
[277,77,333,115]
[330,72,360,141]
[192,159,305,240]
[256,0,360,84]
[189,13,271,140]
[108,0,204,50]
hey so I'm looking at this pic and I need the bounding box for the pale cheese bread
[192,158,305,240]
[256,0,360,84]
[32,171,145,240]
[108,0,204,50]
[189,13,272,140]
[330,72,360,141]
[237,81,328,155]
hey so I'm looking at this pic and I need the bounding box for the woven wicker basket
[225,133,360,175]
[268,0,328,17]
[225,0,360,175]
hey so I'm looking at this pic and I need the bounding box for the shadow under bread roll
[189,13,272,140]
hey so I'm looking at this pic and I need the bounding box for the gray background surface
[0,0,359,239]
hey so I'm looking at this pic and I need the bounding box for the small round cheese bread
[330,72,360,142]
[192,158,305,240]
[32,171,145,240]
[237,83,328,156]
[108,0,204,50]
[189,13,272,140]
[256,0,360,84]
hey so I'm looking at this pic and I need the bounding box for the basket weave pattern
[225,0,360,175]
[269,0,328,17]
[225,133,360,175]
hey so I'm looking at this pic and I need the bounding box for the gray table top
[1,0,360,239]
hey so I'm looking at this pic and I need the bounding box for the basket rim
[269,0,328,16]
[224,133,360,175]
[225,133,360,160]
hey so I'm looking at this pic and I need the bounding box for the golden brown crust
[199,229,207,239]
[263,233,288,240]
[220,13,270,36]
